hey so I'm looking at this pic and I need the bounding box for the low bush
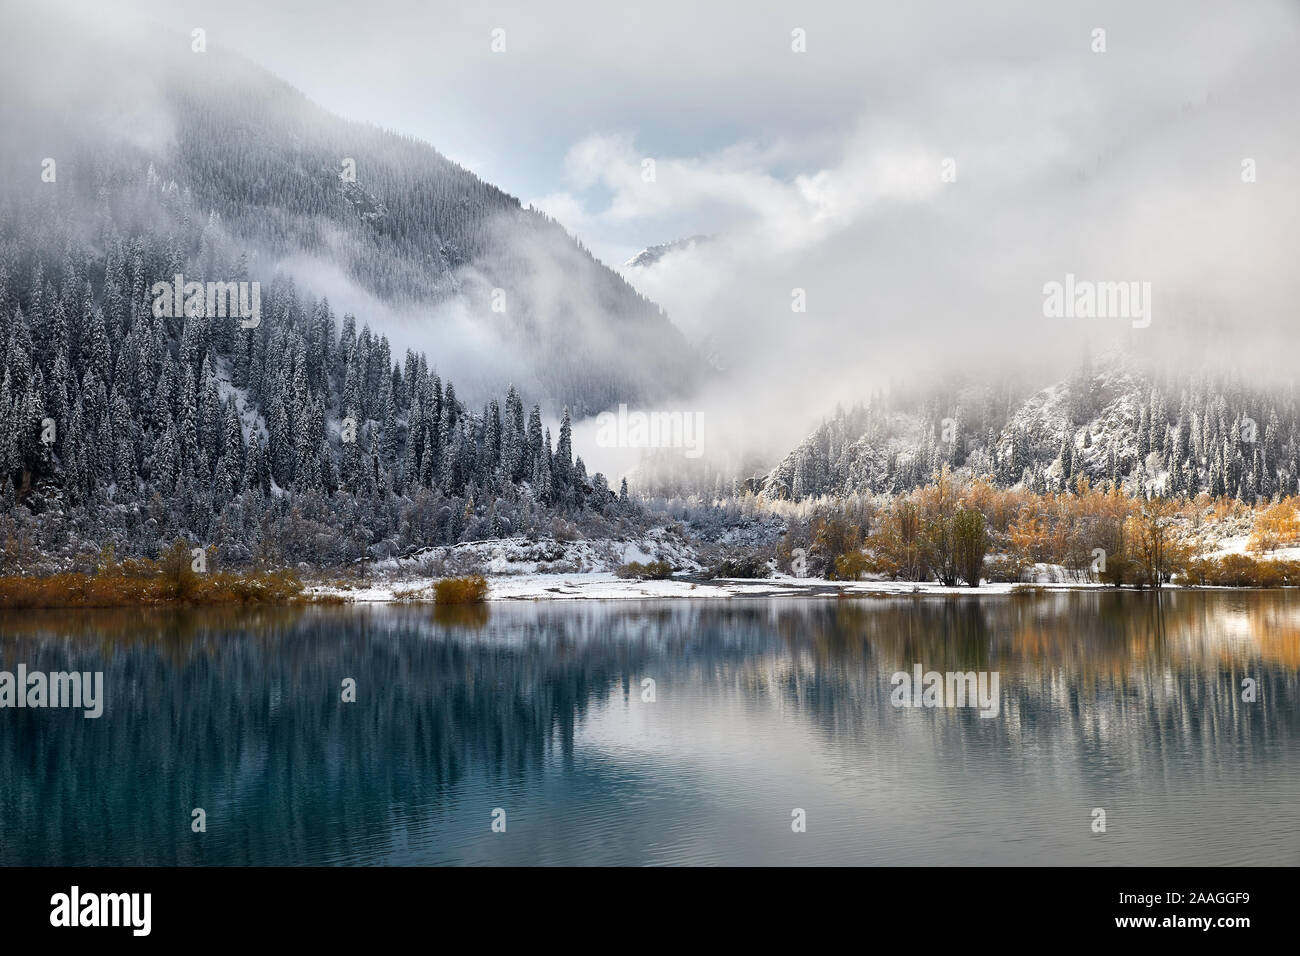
[982,554,1025,584]
[706,554,772,579]
[614,560,673,580]
[833,550,872,581]
[1182,554,1300,587]
[433,575,490,603]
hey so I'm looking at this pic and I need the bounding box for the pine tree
[554,406,573,501]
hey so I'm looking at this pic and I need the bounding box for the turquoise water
[1,592,1297,865]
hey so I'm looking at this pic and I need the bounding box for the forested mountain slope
[0,12,680,571]
[762,357,1300,503]
[0,9,701,414]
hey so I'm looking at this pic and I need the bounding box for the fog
[3,0,1297,478]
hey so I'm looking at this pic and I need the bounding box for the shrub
[777,499,873,578]
[160,538,201,600]
[982,554,1025,583]
[833,550,871,581]
[707,553,772,579]
[1098,551,1137,587]
[615,560,673,580]
[433,575,490,604]
[1247,498,1300,553]
[1218,554,1262,587]
[1182,554,1300,588]
[952,507,989,587]
[1182,557,1214,586]
[812,512,866,579]
[868,499,928,581]
[1255,560,1287,588]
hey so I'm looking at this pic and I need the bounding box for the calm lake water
[1,592,1298,866]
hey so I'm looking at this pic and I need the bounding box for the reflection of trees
[719,593,1297,752]
[0,593,1296,864]
[0,603,776,864]
[756,593,1300,776]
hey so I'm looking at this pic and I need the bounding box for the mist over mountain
[0,3,715,571]
[0,3,702,415]
[623,236,714,270]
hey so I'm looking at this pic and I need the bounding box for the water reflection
[1,592,1297,865]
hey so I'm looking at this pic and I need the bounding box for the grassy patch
[0,568,304,609]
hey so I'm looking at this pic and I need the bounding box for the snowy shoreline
[303,572,1270,604]
[298,530,1300,604]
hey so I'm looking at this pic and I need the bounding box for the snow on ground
[1204,535,1300,561]
[303,525,1300,605]
[1023,562,1083,584]
[305,569,1110,603]
[362,528,702,576]
[214,356,269,444]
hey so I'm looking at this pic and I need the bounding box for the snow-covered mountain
[760,357,1300,502]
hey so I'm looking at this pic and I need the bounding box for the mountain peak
[624,235,713,269]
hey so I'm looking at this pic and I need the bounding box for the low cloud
[536,1,1300,472]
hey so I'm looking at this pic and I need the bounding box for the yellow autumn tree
[1248,497,1300,553]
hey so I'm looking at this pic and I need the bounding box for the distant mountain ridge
[760,357,1300,503]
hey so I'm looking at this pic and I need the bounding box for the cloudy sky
[23,0,1300,463]
[111,2,1298,252]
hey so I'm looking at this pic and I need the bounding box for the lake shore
[303,572,1267,603]
[2,567,1288,610]
[0,569,312,609]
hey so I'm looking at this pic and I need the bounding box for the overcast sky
[112,1,1300,263]
[19,0,1300,465]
